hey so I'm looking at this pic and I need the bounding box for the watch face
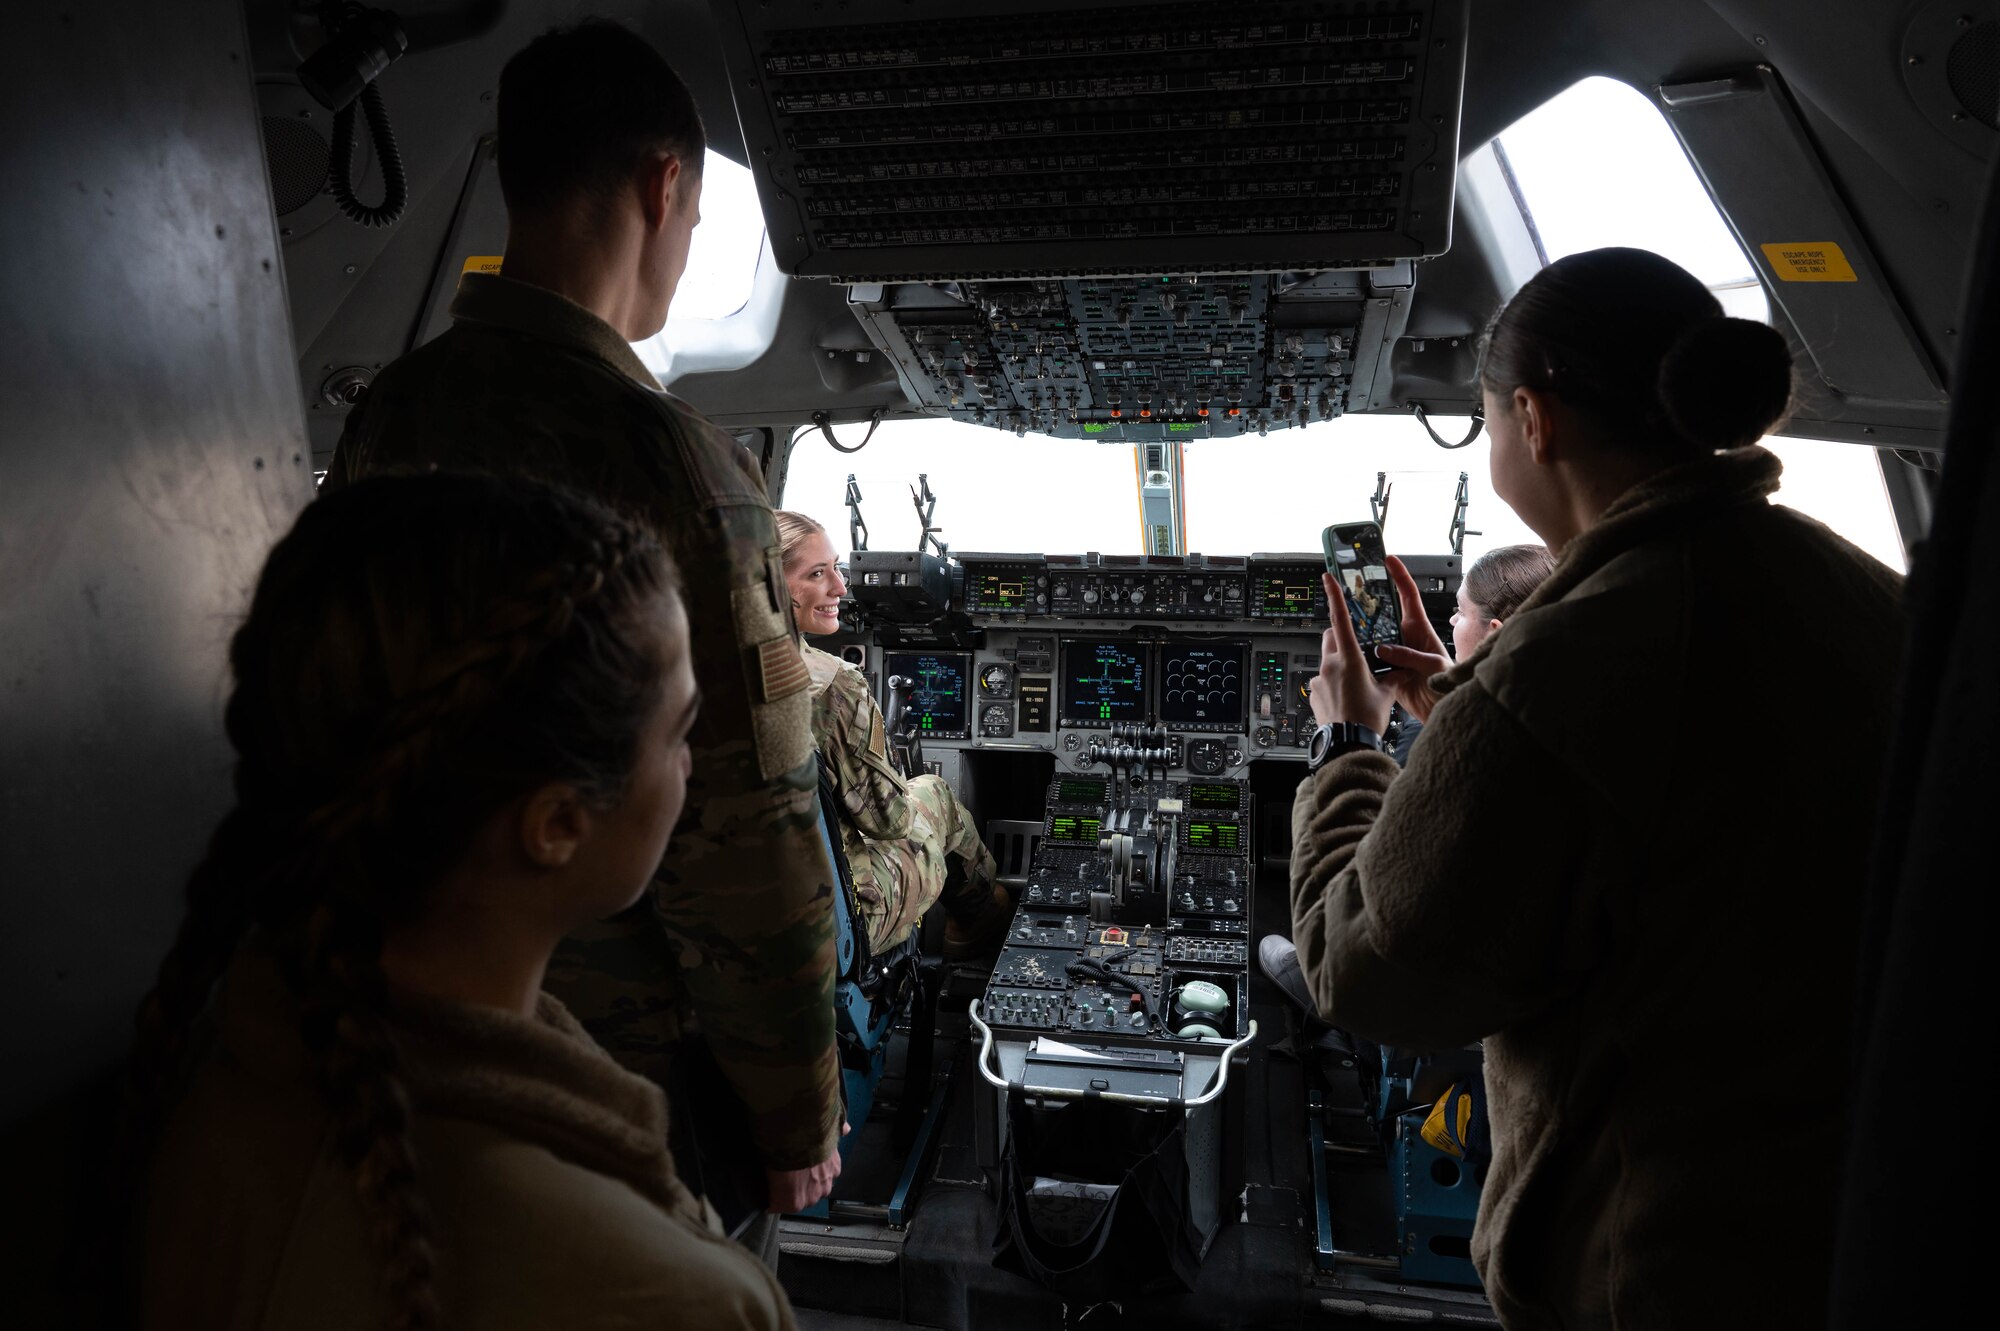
[1306,724,1333,768]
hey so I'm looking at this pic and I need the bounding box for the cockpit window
[1491,77,1906,570]
[657,150,767,325]
[1493,76,1768,322]
[1181,421,1909,572]
[1182,416,1538,560]
[1763,439,1908,571]
[783,419,1140,556]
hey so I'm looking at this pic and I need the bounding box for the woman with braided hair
[129,473,794,1330]
[775,511,1012,958]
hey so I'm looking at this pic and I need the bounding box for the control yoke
[883,673,926,778]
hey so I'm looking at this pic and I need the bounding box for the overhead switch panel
[713,0,1469,281]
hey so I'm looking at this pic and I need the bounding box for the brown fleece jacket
[1291,447,1903,1330]
[142,946,795,1331]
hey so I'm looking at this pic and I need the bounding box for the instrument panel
[881,650,973,739]
[878,633,1318,777]
[987,770,1256,1046]
[856,549,1459,778]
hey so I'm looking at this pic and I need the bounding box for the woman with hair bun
[1289,248,1903,1328]
[131,473,794,1330]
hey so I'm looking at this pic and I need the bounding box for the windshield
[780,413,1536,564]
[782,419,1139,555]
[783,411,1905,572]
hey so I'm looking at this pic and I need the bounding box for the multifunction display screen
[1251,562,1327,618]
[1185,783,1243,812]
[1055,777,1109,805]
[1158,643,1245,729]
[880,651,971,739]
[1059,640,1147,725]
[1184,820,1243,853]
[966,561,1042,613]
[1048,814,1103,845]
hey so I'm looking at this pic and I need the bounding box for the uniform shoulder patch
[756,635,813,704]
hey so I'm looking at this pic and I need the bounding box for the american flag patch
[756,635,811,703]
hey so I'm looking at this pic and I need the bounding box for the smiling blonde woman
[775,511,1012,958]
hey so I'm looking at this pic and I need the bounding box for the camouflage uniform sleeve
[823,666,916,843]
[641,403,842,1171]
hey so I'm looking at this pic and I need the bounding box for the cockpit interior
[2,1,1989,1327]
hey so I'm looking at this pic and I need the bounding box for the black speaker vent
[1948,21,2000,129]
[261,115,330,216]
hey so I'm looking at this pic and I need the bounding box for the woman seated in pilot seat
[1289,247,1904,1328]
[129,474,795,1331]
[776,511,1011,959]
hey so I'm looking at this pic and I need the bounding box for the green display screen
[1056,778,1108,804]
[1048,815,1102,844]
[1257,576,1317,613]
[1186,783,1240,811]
[1185,820,1241,852]
[1059,640,1147,725]
[977,572,1025,606]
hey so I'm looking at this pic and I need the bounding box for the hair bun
[1656,316,1794,450]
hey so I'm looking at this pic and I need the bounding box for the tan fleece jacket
[142,946,795,1331]
[1291,447,1903,1330]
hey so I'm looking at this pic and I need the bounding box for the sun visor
[1656,67,1947,409]
[709,0,1469,282]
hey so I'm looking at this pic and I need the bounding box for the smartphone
[1322,521,1400,675]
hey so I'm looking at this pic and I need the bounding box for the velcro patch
[755,635,812,704]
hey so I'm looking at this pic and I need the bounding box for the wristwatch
[1306,721,1388,772]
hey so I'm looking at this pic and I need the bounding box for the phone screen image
[1323,522,1401,664]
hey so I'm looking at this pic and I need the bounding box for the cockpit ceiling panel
[850,268,1410,439]
[712,0,1468,282]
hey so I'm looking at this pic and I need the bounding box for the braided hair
[125,471,679,1330]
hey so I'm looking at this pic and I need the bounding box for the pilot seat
[793,749,951,1224]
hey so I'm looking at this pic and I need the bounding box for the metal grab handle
[1181,1020,1258,1106]
[966,1002,1257,1108]
[968,1000,1010,1091]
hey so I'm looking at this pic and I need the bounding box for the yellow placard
[460,255,504,275]
[1759,242,1857,283]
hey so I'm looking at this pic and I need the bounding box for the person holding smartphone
[1287,248,1902,1329]
[1259,542,1554,1017]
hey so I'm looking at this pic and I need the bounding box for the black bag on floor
[992,1096,1208,1299]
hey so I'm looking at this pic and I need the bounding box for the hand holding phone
[1322,522,1401,676]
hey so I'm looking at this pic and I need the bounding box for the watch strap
[1307,721,1386,771]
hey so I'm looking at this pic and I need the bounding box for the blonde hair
[774,510,828,571]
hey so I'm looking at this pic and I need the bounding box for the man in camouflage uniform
[801,644,1007,955]
[323,21,843,1214]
